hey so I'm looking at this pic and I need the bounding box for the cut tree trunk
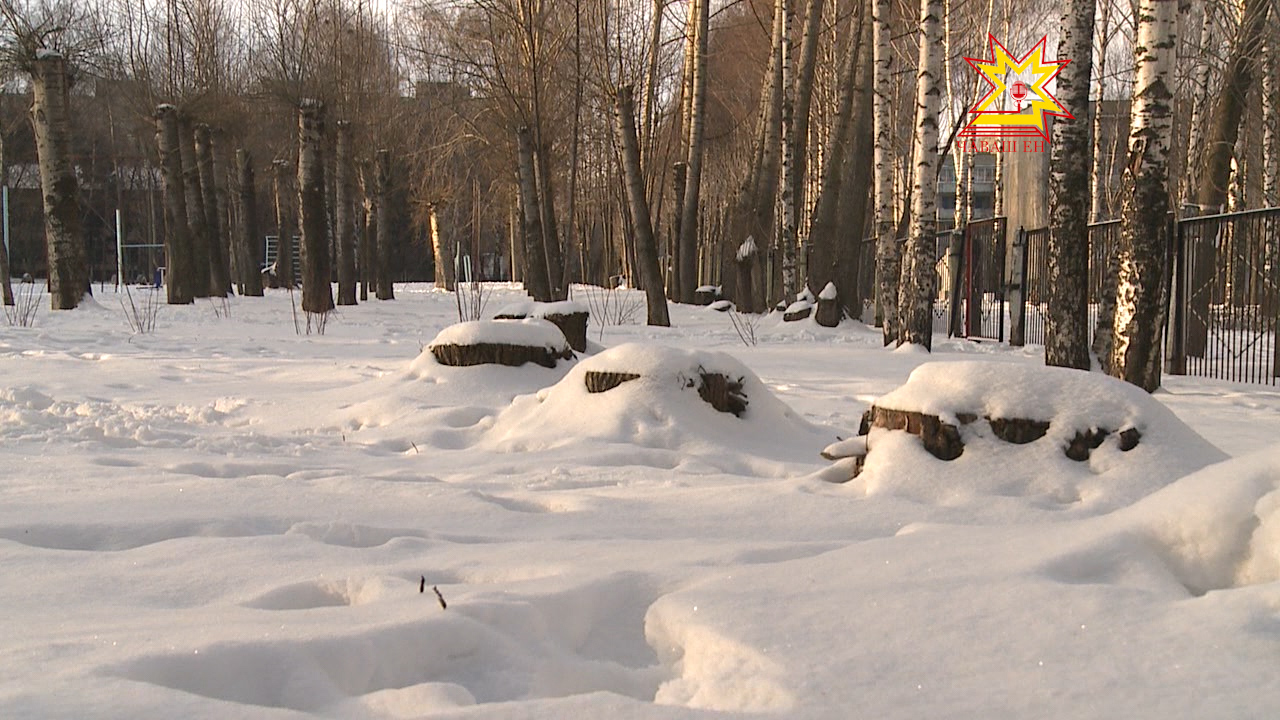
[178,113,212,298]
[1110,0,1177,392]
[615,84,670,327]
[234,148,263,297]
[194,124,229,297]
[297,99,334,315]
[516,126,553,302]
[30,52,88,309]
[334,121,357,305]
[429,203,455,291]
[155,105,194,305]
[272,160,295,289]
[374,149,395,301]
[1045,0,1095,370]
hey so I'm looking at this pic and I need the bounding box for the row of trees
[2,0,1277,390]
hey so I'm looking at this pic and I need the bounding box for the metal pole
[2,185,9,258]
[115,208,124,290]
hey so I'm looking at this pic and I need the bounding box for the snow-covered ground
[3,282,1280,719]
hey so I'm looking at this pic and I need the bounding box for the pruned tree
[297,98,333,316]
[234,148,263,296]
[194,124,229,297]
[374,148,394,301]
[1110,0,1177,391]
[334,120,357,305]
[156,105,195,304]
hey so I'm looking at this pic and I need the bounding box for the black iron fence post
[1008,226,1027,346]
[1167,216,1187,376]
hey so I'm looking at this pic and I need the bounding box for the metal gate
[955,217,1006,340]
[1171,208,1280,384]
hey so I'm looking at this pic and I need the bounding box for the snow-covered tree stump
[495,301,590,352]
[814,282,840,327]
[694,285,721,306]
[783,288,815,322]
[428,320,574,369]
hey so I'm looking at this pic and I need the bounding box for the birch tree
[1045,0,1095,369]
[872,0,899,345]
[1110,0,1176,392]
[676,0,708,304]
[896,0,943,349]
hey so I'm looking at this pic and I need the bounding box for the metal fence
[1171,208,1280,384]
[1020,220,1119,347]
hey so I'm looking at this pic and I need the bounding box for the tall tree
[516,125,553,302]
[273,159,295,289]
[334,120,357,305]
[156,105,195,305]
[194,124,229,297]
[676,0,708,304]
[30,51,88,309]
[896,0,943,349]
[1110,0,1177,391]
[615,84,670,326]
[297,99,333,315]
[1045,0,1096,369]
[234,148,263,297]
[374,148,395,301]
[872,0,899,345]
[179,114,212,297]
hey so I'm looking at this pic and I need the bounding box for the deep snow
[2,283,1280,719]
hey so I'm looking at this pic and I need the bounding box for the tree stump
[542,311,589,352]
[814,296,840,327]
[584,371,640,393]
[783,304,813,322]
[430,342,572,369]
[696,372,749,416]
[694,286,721,306]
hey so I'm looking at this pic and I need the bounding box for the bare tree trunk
[778,0,798,301]
[194,124,229,297]
[155,105,194,305]
[873,0,900,344]
[334,121,357,305]
[677,0,709,304]
[374,149,394,301]
[1265,32,1279,206]
[807,2,867,298]
[211,129,236,294]
[273,160,294,289]
[298,100,333,315]
[616,85,670,326]
[234,149,263,297]
[1194,0,1271,212]
[835,23,876,314]
[430,203,455,290]
[31,52,88,309]
[178,114,211,298]
[0,113,13,305]
[790,0,827,284]
[896,0,943,349]
[359,161,373,302]
[1090,0,1114,222]
[517,126,553,302]
[1045,0,1096,369]
[1110,0,1177,392]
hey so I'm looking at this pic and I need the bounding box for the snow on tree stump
[584,371,641,393]
[580,360,748,417]
[494,300,590,352]
[814,282,841,327]
[428,319,574,369]
[709,300,733,312]
[694,285,722,306]
[782,288,815,322]
[822,362,1152,483]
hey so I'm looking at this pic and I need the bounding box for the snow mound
[842,362,1225,517]
[480,343,834,466]
[427,319,569,351]
[1113,445,1280,595]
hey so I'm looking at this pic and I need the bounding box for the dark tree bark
[194,124,229,297]
[234,149,263,297]
[615,85,670,326]
[298,100,334,314]
[1045,0,1096,369]
[178,114,212,298]
[273,160,295,289]
[516,126,553,302]
[358,160,374,301]
[374,149,395,301]
[535,141,567,301]
[334,121,357,305]
[211,129,235,294]
[30,52,88,309]
[155,105,194,304]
